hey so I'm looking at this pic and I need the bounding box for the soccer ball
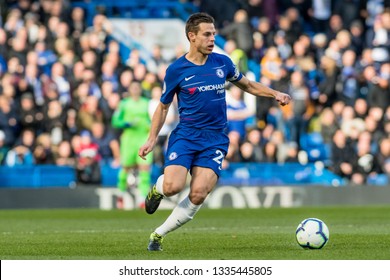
[296,218,329,249]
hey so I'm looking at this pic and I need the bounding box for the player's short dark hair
[185,12,214,41]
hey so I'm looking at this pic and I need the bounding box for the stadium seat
[300,132,324,149]
[299,133,331,163]
[366,174,389,186]
[0,166,76,188]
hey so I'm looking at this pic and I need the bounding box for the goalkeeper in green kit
[112,81,152,209]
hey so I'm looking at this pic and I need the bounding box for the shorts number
[213,149,224,165]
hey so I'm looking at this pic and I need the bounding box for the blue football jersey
[161,52,243,130]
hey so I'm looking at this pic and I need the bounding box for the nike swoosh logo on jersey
[185,75,195,81]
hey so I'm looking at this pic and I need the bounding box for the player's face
[192,22,216,55]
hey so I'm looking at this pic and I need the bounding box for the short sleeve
[225,55,243,82]
[160,65,179,104]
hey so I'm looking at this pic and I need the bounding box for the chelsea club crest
[216,68,224,78]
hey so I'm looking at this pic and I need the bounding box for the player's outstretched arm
[233,75,291,106]
[138,102,171,160]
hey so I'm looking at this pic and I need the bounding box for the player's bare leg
[145,165,188,214]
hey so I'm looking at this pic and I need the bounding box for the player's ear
[188,31,196,42]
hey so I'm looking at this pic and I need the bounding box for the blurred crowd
[0,0,389,186]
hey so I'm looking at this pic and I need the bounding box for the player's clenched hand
[275,91,292,106]
[138,139,156,160]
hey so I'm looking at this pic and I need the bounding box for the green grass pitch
[1,206,390,260]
